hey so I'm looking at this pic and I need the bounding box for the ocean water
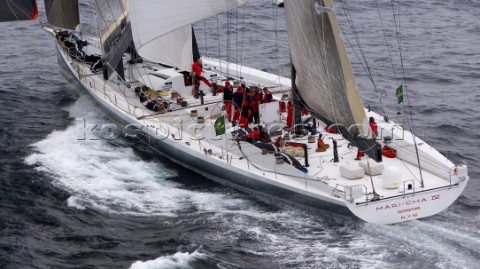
[1,0,479,268]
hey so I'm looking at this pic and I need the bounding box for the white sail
[128,0,247,71]
[140,25,194,72]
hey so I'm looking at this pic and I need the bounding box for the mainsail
[94,0,132,79]
[128,0,248,71]
[284,0,366,133]
[0,0,38,22]
[44,0,79,29]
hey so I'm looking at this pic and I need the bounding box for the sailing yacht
[1,0,469,224]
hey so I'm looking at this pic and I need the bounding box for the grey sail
[94,0,132,79]
[284,0,366,134]
[0,0,38,22]
[44,0,79,29]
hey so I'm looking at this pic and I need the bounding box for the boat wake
[360,219,480,269]
[23,99,479,268]
[25,99,257,217]
[129,251,210,269]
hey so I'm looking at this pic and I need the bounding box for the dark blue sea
[1,0,479,268]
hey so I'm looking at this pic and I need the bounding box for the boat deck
[58,34,457,207]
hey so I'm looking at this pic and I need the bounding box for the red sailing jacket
[192,61,203,77]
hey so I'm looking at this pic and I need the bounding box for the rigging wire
[239,3,247,78]
[203,19,209,57]
[390,0,424,186]
[227,10,232,77]
[272,0,281,79]
[390,0,415,133]
[338,0,388,118]
[235,7,239,78]
[216,14,222,75]
[374,0,399,82]
[226,10,230,68]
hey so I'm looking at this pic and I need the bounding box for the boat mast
[192,26,201,63]
[291,64,304,136]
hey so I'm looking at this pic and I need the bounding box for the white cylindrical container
[456,164,468,179]
[382,166,401,189]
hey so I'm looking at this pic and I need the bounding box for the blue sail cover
[0,0,38,22]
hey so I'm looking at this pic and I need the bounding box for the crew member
[239,88,252,129]
[192,58,212,96]
[262,87,272,103]
[223,81,233,122]
[232,85,244,123]
[248,127,261,140]
[369,116,378,138]
[286,95,294,127]
[252,87,262,124]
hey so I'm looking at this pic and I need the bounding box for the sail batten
[128,0,248,71]
[44,0,79,29]
[285,0,366,134]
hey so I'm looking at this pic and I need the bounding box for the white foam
[129,251,205,269]
[25,101,256,216]
[24,100,479,269]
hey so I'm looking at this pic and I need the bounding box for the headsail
[136,25,194,71]
[94,0,132,79]
[0,0,38,22]
[44,0,79,30]
[284,0,366,134]
[128,0,248,71]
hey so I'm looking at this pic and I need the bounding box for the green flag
[396,84,404,104]
[214,115,225,136]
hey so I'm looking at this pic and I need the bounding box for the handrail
[355,183,460,205]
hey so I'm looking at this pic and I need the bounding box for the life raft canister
[382,145,397,158]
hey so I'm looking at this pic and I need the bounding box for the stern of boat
[345,164,469,224]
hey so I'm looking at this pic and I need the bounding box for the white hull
[52,29,469,225]
[347,180,468,224]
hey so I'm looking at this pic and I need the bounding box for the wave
[24,122,256,216]
[24,99,263,218]
[129,251,210,269]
